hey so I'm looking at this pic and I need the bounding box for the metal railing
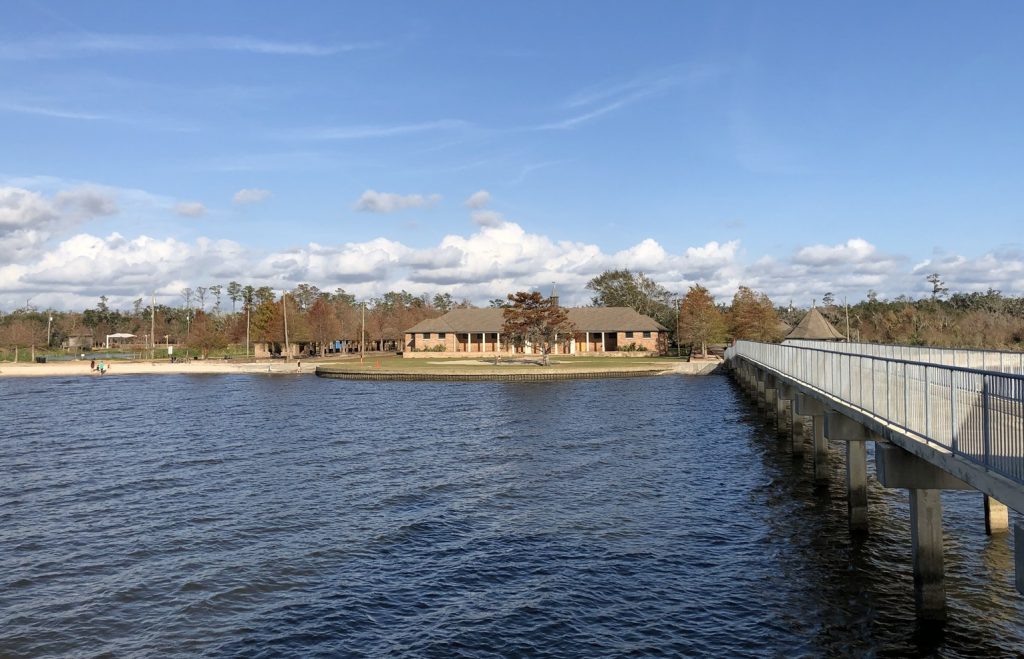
[727,341,1024,485]
[784,339,1024,374]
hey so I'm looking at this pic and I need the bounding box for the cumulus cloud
[0,231,249,309]
[470,210,505,227]
[0,187,57,230]
[174,201,206,217]
[353,190,441,213]
[464,190,491,209]
[793,238,876,266]
[0,186,119,263]
[54,187,118,217]
[4,219,1024,312]
[233,188,271,205]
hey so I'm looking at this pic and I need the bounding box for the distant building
[63,334,94,351]
[403,307,668,358]
[784,307,846,342]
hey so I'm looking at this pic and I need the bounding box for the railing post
[886,360,891,420]
[925,366,931,439]
[982,374,991,470]
[950,371,958,453]
[871,358,876,414]
[904,363,910,430]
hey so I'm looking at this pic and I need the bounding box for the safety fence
[784,339,1024,374]
[727,341,1024,485]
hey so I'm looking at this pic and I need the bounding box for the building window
[643,331,651,338]
[625,331,634,338]
[438,332,446,339]
[423,332,431,339]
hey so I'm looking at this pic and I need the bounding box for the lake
[1,373,1022,656]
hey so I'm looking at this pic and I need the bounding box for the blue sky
[2,1,1023,310]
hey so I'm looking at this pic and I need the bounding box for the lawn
[315,354,688,375]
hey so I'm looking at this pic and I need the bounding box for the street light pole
[282,291,290,360]
[151,293,156,360]
[360,301,365,365]
[46,315,53,348]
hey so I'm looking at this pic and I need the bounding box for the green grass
[316,354,687,374]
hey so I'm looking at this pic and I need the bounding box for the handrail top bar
[730,340,1024,382]
[789,338,1024,358]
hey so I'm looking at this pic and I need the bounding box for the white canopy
[105,333,136,348]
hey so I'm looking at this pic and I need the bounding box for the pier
[726,340,1024,619]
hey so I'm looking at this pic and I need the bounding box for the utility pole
[150,293,156,360]
[844,296,851,342]
[282,291,290,360]
[46,315,53,348]
[360,301,365,365]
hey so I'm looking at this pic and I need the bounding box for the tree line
[675,274,1024,354]
[3,271,1023,360]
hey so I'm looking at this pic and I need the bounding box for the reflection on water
[0,374,1021,657]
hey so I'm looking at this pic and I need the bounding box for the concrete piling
[1016,522,1024,595]
[796,395,829,482]
[910,488,947,620]
[984,495,1009,535]
[729,353,1024,619]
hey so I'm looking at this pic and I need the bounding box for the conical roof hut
[785,307,845,342]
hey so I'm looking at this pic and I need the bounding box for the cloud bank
[4,216,1023,312]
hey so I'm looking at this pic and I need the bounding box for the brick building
[403,307,668,358]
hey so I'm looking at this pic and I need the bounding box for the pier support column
[910,488,946,620]
[874,443,976,619]
[812,418,828,481]
[763,374,778,422]
[755,369,767,409]
[1016,522,1024,595]
[777,383,794,441]
[984,495,1009,535]
[797,395,829,482]
[826,412,871,533]
[846,442,868,532]
[793,413,811,454]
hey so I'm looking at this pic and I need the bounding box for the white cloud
[174,201,206,217]
[233,188,271,205]
[354,190,441,213]
[296,120,468,141]
[793,238,876,266]
[470,210,504,227]
[0,187,58,230]
[0,186,119,263]
[464,190,491,209]
[54,187,119,217]
[0,34,379,60]
[4,219,1024,311]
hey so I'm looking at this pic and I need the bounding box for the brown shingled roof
[404,307,667,333]
[786,307,845,341]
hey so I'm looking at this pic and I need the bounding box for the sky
[1,1,1023,311]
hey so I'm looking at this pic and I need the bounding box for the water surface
[1,374,1022,656]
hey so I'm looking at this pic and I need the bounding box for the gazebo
[105,332,136,349]
[784,308,845,342]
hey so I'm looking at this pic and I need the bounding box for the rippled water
[2,373,1023,656]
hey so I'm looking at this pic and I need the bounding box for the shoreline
[316,360,721,381]
[0,360,313,377]
[0,357,721,379]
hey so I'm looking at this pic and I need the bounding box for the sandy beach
[0,360,313,377]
